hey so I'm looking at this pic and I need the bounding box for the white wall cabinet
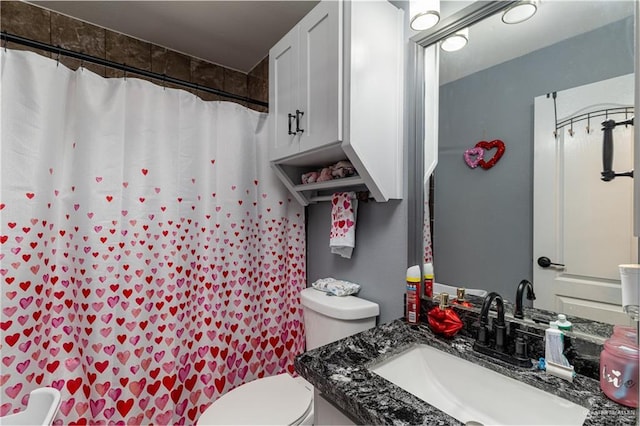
[269,0,404,206]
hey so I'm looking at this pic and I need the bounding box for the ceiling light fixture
[502,0,539,25]
[410,0,440,31]
[441,28,469,52]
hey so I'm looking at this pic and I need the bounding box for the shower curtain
[0,49,306,425]
[423,183,433,264]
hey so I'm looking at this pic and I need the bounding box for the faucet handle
[513,328,540,361]
[515,335,527,359]
[495,323,507,351]
[476,324,490,346]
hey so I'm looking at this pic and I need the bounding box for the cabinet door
[298,0,341,154]
[269,26,300,161]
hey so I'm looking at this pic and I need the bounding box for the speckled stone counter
[294,319,637,425]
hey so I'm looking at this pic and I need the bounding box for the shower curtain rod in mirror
[0,32,269,108]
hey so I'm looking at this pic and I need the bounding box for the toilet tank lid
[300,287,379,320]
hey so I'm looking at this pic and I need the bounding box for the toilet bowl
[197,287,379,425]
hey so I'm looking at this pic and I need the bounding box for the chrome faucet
[514,279,536,319]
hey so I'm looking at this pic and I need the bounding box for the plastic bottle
[406,265,421,325]
[427,293,463,337]
[600,325,638,408]
[555,314,572,331]
[423,263,434,298]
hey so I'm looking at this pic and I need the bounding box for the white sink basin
[370,344,589,425]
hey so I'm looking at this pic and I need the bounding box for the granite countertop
[294,319,637,425]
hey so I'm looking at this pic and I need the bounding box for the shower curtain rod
[0,32,269,108]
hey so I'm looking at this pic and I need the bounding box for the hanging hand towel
[330,192,357,259]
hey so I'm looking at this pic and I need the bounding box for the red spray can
[406,265,421,325]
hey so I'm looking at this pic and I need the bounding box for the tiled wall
[0,1,268,112]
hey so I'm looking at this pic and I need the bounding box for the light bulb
[410,0,440,31]
[502,0,539,25]
[441,28,469,52]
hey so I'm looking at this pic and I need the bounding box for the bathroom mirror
[413,0,637,325]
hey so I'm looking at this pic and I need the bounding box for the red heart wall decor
[475,140,505,170]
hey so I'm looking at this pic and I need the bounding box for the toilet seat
[197,373,313,425]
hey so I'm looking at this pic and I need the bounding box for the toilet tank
[300,287,379,350]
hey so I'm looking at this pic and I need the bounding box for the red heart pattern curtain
[0,50,306,425]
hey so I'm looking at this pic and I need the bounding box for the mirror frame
[635,0,640,237]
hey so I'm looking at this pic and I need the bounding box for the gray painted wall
[434,18,634,302]
[307,200,408,324]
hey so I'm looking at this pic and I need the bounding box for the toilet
[197,287,379,425]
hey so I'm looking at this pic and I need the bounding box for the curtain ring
[56,49,61,67]
[568,119,574,137]
[2,36,7,52]
[586,113,591,134]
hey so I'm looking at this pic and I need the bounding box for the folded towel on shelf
[330,192,357,259]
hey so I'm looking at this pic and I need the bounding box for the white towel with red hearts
[330,192,357,259]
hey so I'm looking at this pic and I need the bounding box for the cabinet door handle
[288,113,296,135]
[295,110,304,133]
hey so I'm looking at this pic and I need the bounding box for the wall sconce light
[441,28,469,52]
[502,0,539,25]
[410,0,440,31]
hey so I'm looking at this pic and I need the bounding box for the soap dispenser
[452,288,473,307]
[427,293,463,337]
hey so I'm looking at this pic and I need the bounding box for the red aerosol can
[406,265,421,325]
